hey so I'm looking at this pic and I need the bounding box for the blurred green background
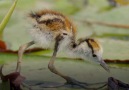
[0,0,129,89]
[0,0,129,59]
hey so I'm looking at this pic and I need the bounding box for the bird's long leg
[16,41,35,72]
[48,54,106,89]
[48,36,107,89]
[48,35,69,82]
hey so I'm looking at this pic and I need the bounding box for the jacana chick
[16,10,109,87]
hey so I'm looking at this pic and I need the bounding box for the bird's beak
[99,60,110,72]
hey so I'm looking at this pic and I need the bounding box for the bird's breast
[29,28,55,49]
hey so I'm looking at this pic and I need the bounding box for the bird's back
[29,10,76,36]
[28,10,76,49]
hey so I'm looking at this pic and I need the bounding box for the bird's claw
[64,77,90,89]
[64,77,107,90]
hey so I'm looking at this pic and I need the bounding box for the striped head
[76,38,110,72]
[28,10,76,37]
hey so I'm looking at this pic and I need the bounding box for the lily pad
[0,53,129,90]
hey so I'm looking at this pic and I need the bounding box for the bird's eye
[33,25,36,27]
[63,33,67,35]
[93,54,97,57]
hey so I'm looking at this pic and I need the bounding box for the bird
[16,10,109,87]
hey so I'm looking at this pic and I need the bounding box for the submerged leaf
[0,65,25,90]
[108,77,129,90]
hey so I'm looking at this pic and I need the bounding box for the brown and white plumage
[16,10,109,88]
[28,10,76,50]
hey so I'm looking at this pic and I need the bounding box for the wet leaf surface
[0,53,129,90]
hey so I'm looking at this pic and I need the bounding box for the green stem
[0,33,2,40]
[0,0,18,40]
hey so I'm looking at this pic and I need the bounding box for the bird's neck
[61,38,82,58]
[58,36,83,58]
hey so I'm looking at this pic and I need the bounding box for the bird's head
[76,38,110,72]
